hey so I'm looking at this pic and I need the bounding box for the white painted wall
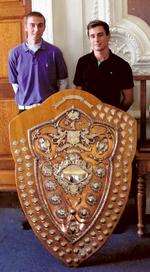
[52,0,84,86]
[32,0,53,43]
[31,0,84,87]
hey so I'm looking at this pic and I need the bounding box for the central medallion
[54,153,92,195]
[62,165,88,184]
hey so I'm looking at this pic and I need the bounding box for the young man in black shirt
[74,20,134,111]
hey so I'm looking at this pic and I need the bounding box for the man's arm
[58,78,68,90]
[120,88,134,111]
[8,49,18,85]
[11,83,18,94]
[55,48,68,82]
[73,58,84,89]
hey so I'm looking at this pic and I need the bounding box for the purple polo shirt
[8,40,68,106]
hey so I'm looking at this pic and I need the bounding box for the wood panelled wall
[0,0,31,190]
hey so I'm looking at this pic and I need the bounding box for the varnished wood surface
[0,0,31,191]
[134,75,150,236]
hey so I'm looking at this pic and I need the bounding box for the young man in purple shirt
[8,11,68,230]
[8,11,68,111]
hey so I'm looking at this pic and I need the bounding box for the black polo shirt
[73,50,134,108]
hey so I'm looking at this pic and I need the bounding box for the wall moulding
[88,0,150,75]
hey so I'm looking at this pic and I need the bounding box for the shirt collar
[90,49,113,63]
[22,39,46,52]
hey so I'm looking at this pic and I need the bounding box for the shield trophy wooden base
[9,89,137,267]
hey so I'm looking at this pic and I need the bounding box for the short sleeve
[8,49,18,84]
[73,58,83,86]
[121,62,134,89]
[55,49,68,79]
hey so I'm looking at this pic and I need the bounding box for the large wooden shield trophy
[9,89,137,266]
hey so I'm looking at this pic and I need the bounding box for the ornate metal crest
[9,89,137,266]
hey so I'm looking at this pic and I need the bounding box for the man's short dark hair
[25,11,46,25]
[87,20,110,36]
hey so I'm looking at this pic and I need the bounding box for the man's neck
[27,38,42,46]
[94,48,110,62]
[26,40,42,53]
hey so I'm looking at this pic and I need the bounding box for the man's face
[88,25,110,52]
[25,16,45,42]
